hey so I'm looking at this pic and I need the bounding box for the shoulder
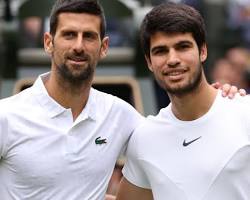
[91,87,143,118]
[0,87,34,118]
[92,87,130,106]
[217,94,250,128]
[129,110,166,146]
[219,94,250,110]
[0,94,21,114]
[235,94,250,104]
[128,106,173,149]
[134,106,171,133]
[232,94,250,116]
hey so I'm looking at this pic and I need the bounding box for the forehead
[57,12,101,33]
[150,32,196,48]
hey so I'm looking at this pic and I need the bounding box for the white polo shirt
[0,73,143,200]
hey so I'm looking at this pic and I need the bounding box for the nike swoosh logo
[183,136,201,147]
[95,137,107,145]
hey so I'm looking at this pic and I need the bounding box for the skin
[105,194,117,200]
[147,32,205,96]
[146,32,217,121]
[43,12,109,121]
[116,178,153,200]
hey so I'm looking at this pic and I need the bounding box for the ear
[200,43,207,62]
[44,32,53,55]
[145,55,153,72]
[100,36,109,59]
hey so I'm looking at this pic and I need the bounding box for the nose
[73,36,84,54]
[167,49,180,67]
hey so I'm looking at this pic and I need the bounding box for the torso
[123,93,250,200]
[0,75,143,200]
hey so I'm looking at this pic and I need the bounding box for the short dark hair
[140,2,206,59]
[49,0,106,39]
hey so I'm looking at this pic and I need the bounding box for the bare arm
[116,177,153,200]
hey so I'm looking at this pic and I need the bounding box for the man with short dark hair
[116,3,250,200]
[0,1,143,199]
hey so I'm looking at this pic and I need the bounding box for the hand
[212,82,247,99]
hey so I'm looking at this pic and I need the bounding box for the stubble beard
[57,62,94,86]
[52,50,96,87]
[158,62,203,96]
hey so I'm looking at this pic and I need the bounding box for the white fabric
[0,73,143,200]
[123,91,250,200]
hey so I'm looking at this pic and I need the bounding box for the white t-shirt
[0,73,143,200]
[123,91,250,200]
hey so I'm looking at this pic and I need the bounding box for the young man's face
[146,32,207,95]
[44,12,108,83]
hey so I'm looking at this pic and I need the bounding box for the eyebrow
[60,28,99,36]
[176,40,193,45]
[151,40,193,52]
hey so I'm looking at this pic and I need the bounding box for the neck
[169,77,218,121]
[44,72,92,121]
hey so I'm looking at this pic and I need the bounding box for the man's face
[146,32,207,95]
[44,12,108,84]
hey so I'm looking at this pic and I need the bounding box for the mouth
[68,56,88,65]
[163,69,187,81]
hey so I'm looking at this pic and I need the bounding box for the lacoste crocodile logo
[183,136,201,147]
[95,137,107,145]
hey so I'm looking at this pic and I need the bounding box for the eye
[152,47,168,55]
[176,42,192,51]
[179,44,189,49]
[63,31,76,39]
[83,32,98,40]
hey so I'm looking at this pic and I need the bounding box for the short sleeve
[122,130,151,189]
